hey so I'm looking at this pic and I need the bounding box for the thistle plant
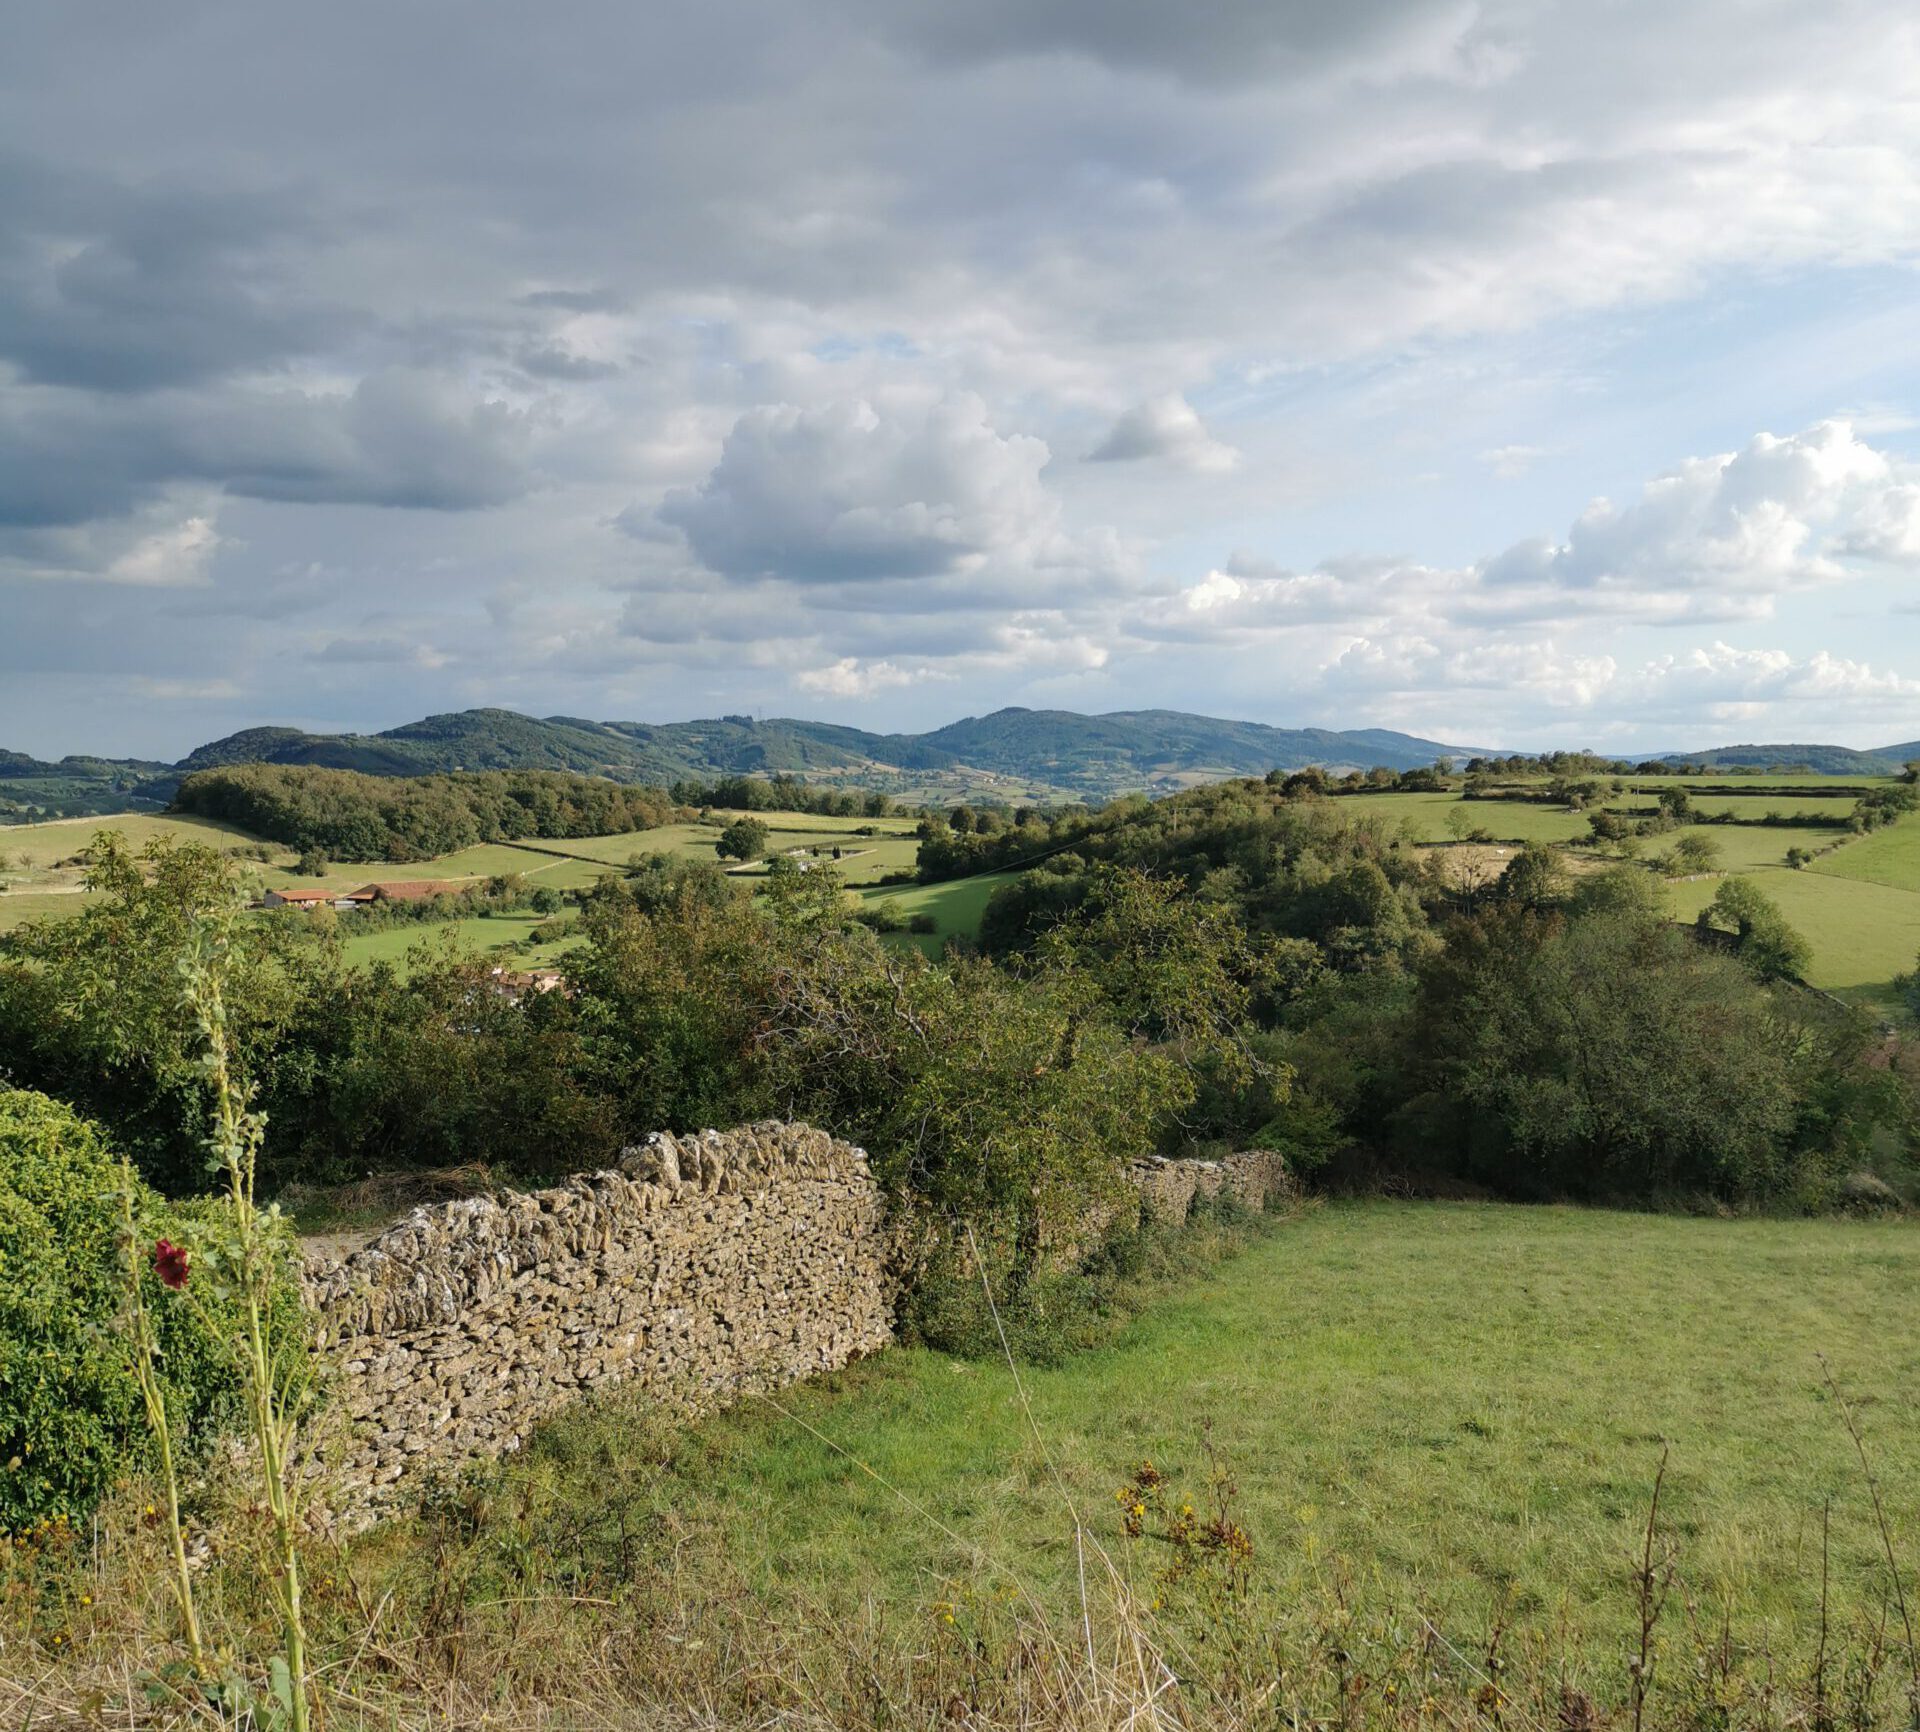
[177,903,315,1732]
[117,898,315,1728]
[115,1174,208,1678]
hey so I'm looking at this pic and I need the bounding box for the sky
[5,2,1920,760]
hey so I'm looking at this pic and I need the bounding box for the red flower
[153,1239,190,1291]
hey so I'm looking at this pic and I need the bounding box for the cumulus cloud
[1168,422,1920,649]
[1482,421,1898,602]
[656,395,1066,584]
[308,635,451,670]
[794,656,946,698]
[1088,396,1237,472]
[103,515,225,587]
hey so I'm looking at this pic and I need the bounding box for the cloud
[6,2,1920,751]
[103,515,225,587]
[1482,420,1896,600]
[1480,445,1551,480]
[308,635,450,670]
[133,677,244,702]
[794,656,946,698]
[1169,422,1920,646]
[0,154,355,392]
[1088,395,1237,472]
[657,395,1065,584]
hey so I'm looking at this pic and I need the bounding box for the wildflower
[154,1239,190,1290]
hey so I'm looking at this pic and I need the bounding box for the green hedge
[0,1089,295,1529]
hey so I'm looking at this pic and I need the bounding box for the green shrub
[0,1088,297,1530]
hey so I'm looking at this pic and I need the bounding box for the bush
[0,1089,301,1530]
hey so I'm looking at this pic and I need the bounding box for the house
[262,885,342,910]
[342,880,467,905]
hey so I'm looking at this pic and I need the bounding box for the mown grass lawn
[518,1202,1920,1666]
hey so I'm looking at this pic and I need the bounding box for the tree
[1667,833,1720,875]
[1497,842,1570,910]
[1032,866,1280,1091]
[1704,877,1812,981]
[1413,907,1803,1197]
[0,836,325,1190]
[295,847,329,877]
[1784,846,1812,870]
[715,816,770,862]
[1658,787,1696,823]
[530,886,562,914]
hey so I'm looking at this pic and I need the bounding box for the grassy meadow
[856,871,1021,955]
[335,910,587,971]
[313,1199,1920,1720]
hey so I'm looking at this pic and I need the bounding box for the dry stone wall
[302,1122,892,1517]
[302,1129,1290,1520]
[1125,1149,1296,1223]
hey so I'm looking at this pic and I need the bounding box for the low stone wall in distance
[303,1122,893,1515]
[1125,1149,1297,1224]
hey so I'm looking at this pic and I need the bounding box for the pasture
[440,1200,1920,1689]
[855,871,1021,955]
[1668,863,1920,1008]
[1812,819,1920,893]
[337,911,584,973]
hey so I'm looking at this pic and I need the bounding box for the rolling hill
[171,706,1489,793]
[1654,742,1917,775]
[10,706,1920,824]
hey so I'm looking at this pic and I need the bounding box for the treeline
[172,763,678,861]
[670,774,896,817]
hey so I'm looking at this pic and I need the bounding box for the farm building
[262,885,350,910]
[343,881,467,904]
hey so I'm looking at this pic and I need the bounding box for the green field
[1668,863,1920,1007]
[0,889,96,933]
[1339,791,1628,846]
[855,872,1018,955]
[1664,822,1834,872]
[0,810,258,873]
[1813,821,1920,894]
[474,1201,1920,1680]
[337,911,585,973]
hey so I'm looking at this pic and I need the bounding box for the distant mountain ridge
[5,705,1491,817]
[8,706,1920,823]
[168,705,1492,793]
[1653,742,1920,776]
